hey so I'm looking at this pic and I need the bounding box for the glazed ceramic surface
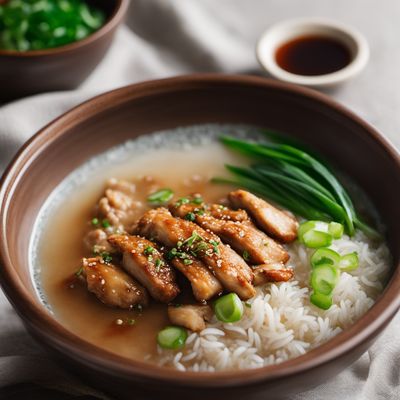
[0,75,399,400]
[0,0,129,103]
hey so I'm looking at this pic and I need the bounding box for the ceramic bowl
[0,0,129,103]
[256,18,369,88]
[0,75,399,400]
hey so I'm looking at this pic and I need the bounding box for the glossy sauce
[37,143,243,363]
[275,35,352,76]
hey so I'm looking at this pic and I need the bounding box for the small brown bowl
[0,75,400,400]
[0,0,129,103]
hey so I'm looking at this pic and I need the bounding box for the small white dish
[256,18,369,88]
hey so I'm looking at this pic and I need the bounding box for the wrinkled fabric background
[0,1,399,399]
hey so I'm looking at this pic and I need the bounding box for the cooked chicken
[108,234,179,303]
[81,257,148,309]
[170,257,222,301]
[208,204,250,223]
[136,208,255,300]
[168,304,213,332]
[170,204,289,265]
[228,190,298,243]
[84,228,115,254]
[252,263,294,286]
[97,178,142,228]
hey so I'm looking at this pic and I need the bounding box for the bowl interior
[1,75,400,388]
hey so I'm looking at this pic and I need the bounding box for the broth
[36,140,243,362]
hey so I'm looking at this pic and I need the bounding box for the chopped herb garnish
[192,196,203,205]
[144,246,155,255]
[147,188,174,204]
[193,241,208,253]
[75,266,84,277]
[209,239,220,254]
[183,231,203,247]
[127,318,135,325]
[196,209,205,216]
[242,250,250,262]
[176,241,183,248]
[91,217,99,226]
[155,258,164,271]
[148,255,153,262]
[102,219,111,228]
[100,252,113,264]
[245,302,252,308]
[185,212,196,222]
[166,248,178,260]
[183,259,193,265]
[175,197,190,207]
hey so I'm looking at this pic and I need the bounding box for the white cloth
[1,1,399,398]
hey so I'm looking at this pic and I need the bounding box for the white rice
[155,230,391,371]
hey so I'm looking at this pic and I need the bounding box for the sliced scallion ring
[303,230,332,248]
[157,326,187,349]
[297,220,317,243]
[214,293,244,323]
[311,264,340,295]
[310,292,333,310]
[339,252,359,272]
[311,248,341,268]
[328,222,344,239]
[147,188,174,204]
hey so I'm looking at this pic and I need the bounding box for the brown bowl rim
[0,0,129,57]
[1,74,400,388]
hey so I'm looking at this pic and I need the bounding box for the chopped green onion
[91,217,99,226]
[298,221,317,242]
[75,266,83,277]
[185,212,196,222]
[192,196,203,205]
[310,292,333,310]
[311,265,340,295]
[155,258,164,270]
[214,293,244,323]
[242,250,250,261]
[0,0,105,52]
[339,252,359,272]
[102,219,111,228]
[175,197,190,207]
[100,252,112,264]
[329,222,344,239]
[311,248,341,268]
[157,326,187,349]
[302,230,332,248]
[183,259,193,265]
[144,246,155,255]
[147,188,174,204]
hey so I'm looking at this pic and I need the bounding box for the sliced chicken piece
[170,204,289,265]
[168,304,213,332]
[108,234,179,303]
[136,208,255,300]
[81,257,148,309]
[252,263,294,286]
[170,201,250,223]
[171,257,222,301]
[228,190,298,243]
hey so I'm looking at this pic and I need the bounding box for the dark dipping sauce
[275,35,352,76]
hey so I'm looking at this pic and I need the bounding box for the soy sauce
[275,35,352,76]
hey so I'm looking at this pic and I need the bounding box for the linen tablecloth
[1,1,399,398]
